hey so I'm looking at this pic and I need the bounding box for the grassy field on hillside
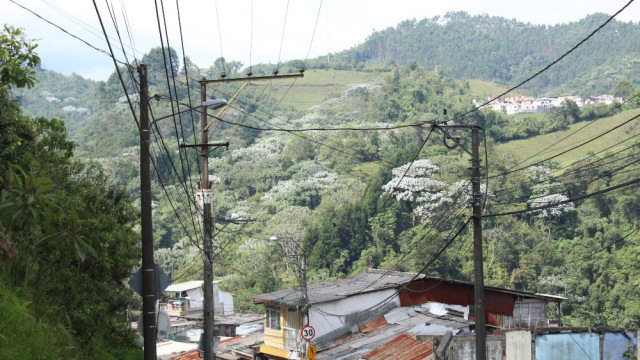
[467,79,530,99]
[494,109,640,169]
[254,69,385,111]
[468,79,509,99]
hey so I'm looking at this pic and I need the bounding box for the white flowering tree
[525,165,575,222]
[383,160,459,224]
[527,193,575,218]
[261,166,337,211]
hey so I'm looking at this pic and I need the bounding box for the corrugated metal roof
[312,324,359,351]
[252,269,423,307]
[165,280,204,292]
[384,307,417,324]
[419,276,567,301]
[315,324,415,360]
[359,316,389,334]
[361,333,433,360]
[168,349,200,360]
[399,312,473,330]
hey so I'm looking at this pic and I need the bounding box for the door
[284,309,300,350]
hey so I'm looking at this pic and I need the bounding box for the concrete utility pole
[138,64,157,360]
[470,126,486,360]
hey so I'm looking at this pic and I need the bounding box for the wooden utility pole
[201,79,215,360]
[198,72,304,360]
[431,122,486,359]
[138,64,157,360]
[471,126,486,360]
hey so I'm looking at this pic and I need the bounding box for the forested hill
[324,12,640,95]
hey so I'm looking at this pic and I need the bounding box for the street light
[201,95,227,109]
[269,236,308,321]
[150,96,228,125]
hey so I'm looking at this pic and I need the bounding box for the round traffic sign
[301,325,316,341]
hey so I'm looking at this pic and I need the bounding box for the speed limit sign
[301,325,316,341]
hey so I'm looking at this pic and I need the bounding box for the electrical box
[195,189,213,222]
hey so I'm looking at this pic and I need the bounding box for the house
[398,276,565,329]
[251,269,564,360]
[163,280,234,317]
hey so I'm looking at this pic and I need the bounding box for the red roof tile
[362,333,433,360]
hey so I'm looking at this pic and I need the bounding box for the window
[266,306,281,330]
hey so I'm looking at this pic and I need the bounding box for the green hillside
[4,16,640,351]
[266,69,384,111]
[314,12,640,95]
[495,109,640,167]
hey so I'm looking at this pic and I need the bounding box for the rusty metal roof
[253,269,563,309]
[252,269,423,307]
[362,333,433,360]
[359,316,389,334]
[311,305,471,359]
[419,276,568,302]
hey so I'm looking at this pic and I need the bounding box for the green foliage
[321,12,640,95]
[0,25,40,89]
[0,283,77,359]
[0,29,140,356]
[8,28,640,334]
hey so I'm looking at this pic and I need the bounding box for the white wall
[187,288,203,308]
[308,289,400,338]
[217,290,235,315]
[506,330,532,360]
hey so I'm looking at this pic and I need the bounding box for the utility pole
[196,72,304,360]
[201,78,215,360]
[301,252,308,321]
[471,126,486,360]
[138,64,157,360]
[435,122,486,360]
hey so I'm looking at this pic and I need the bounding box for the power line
[489,148,640,204]
[214,0,226,76]
[485,176,640,218]
[492,134,640,197]
[457,0,634,121]
[174,0,201,175]
[489,111,640,179]
[11,0,129,66]
[304,0,323,68]
[93,1,204,251]
[490,163,640,208]
[275,0,291,74]
[500,94,637,173]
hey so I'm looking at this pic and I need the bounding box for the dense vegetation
[309,12,640,96]
[4,10,640,353]
[0,26,141,358]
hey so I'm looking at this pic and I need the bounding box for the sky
[3,0,640,81]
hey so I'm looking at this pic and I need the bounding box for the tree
[0,25,40,89]
[382,159,471,225]
[140,46,180,86]
[613,78,634,100]
[0,26,140,356]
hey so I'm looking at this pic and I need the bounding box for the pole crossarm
[180,141,229,149]
[199,72,304,84]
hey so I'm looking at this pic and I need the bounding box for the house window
[266,306,281,330]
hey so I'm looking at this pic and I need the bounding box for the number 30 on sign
[301,325,316,341]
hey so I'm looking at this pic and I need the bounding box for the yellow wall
[264,305,285,349]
